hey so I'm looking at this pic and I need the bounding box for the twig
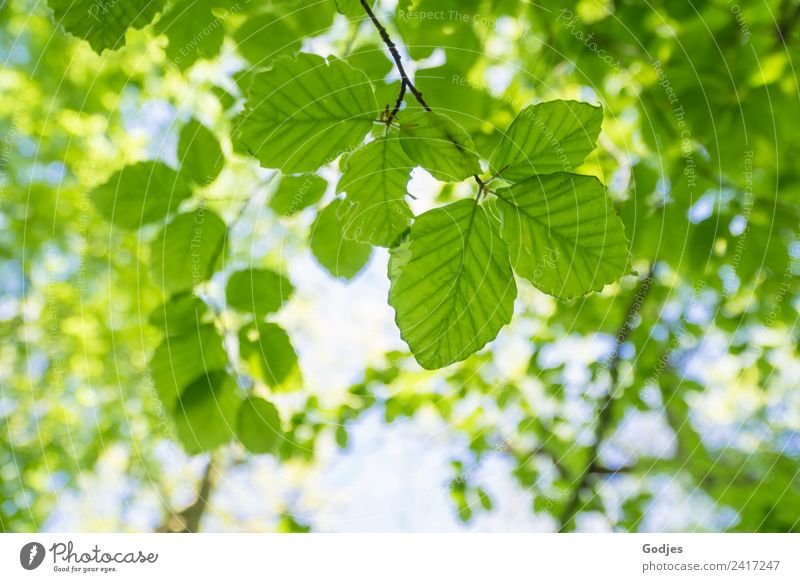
[359,0,430,124]
[557,266,655,531]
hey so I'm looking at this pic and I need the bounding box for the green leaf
[269,174,327,216]
[48,0,164,53]
[150,208,228,295]
[337,135,414,247]
[226,268,294,318]
[233,11,301,65]
[493,173,629,298]
[345,43,393,81]
[335,0,371,18]
[388,199,516,369]
[148,293,208,336]
[239,322,299,387]
[174,372,239,454]
[150,325,228,408]
[178,119,224,186]
[90,161,192,229]
[154,0,225,69]
[398,110,481,182]
[310,199,373,279]
[235,53,377,173]
[490,101,603,180]
[237,396,284,454]
[477,487,493,511]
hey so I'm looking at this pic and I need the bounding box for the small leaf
[399,110,481,182]
[494,173,629,298]
[477,487,493,511]
[335,425,349,448]
[490,100,603,180]
[174,372,239,454]
[337,135,414,247]
[310,200,373,279]
[237,396,283,454]
[155,0,225,69]
[235,53,377,173]
[269,174,327,216]
[48,0,164,53]
[90,161,191,229]
[148,293,208,336]
[239,322,299,387]
[388,199,516,369]
[150,208,228,295]
[334,0,372,18]
[226,268,294,318]
[178,119,224,186]
[150,325,228,408]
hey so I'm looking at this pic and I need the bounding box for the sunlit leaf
[388,199,516,369]
[494,173,629,298]
[235,53,377,173]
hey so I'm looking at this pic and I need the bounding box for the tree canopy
[0,0,798,532]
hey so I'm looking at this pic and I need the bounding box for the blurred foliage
[0,0,798,532]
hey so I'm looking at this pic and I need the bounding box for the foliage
[0,0,798,532]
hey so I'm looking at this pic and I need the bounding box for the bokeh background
[1,0,799,532]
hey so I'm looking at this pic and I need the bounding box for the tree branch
[557,265,655,531]
[359,0,430,123]
[157,458,217,533]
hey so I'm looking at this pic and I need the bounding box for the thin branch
[360,1,486,196]
[359,0,430,116]
[557,265,656,531]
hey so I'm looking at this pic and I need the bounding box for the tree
[0,0,797,532]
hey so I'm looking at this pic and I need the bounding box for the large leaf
[150,208,228,295]
[226,268,294,318]
[48,0,164,53]
[490,101,603,180]
[337,135,414,247]
[398,110,481,182]
[233,11,302,65]
[388,199,516,369]
[237,396,284,454]
[235,53,377,173]
[269,174,327,216]
[178,119,224,186]
[149,325,228,408]
[90,161,191,229]
[239,322,298,387]
[174,372,239,454]
[494,173,629,298]
[309,200,373,279]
